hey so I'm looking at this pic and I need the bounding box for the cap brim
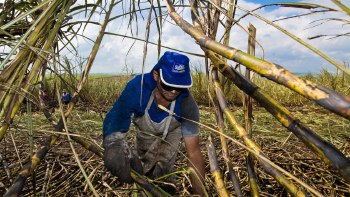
[160,69,192,88]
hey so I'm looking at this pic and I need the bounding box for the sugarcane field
[1,0,350,196]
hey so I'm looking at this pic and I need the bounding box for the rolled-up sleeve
[181,94,199,137]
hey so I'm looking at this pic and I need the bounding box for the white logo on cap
[172,63,185,73]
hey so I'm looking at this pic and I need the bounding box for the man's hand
[103,132,143,183]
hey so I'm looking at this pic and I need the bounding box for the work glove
[103,132,143,184]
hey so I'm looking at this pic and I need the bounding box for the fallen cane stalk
[131,170,168,197]
[227,161,243,197]
[212,66,307,197]
[12,125,85,138]
[0,151,13,184]
[207,134,230,197]
[158,105,324,197]
[151,167,208,197]
[246,154,259,197]
[205,49,350,184]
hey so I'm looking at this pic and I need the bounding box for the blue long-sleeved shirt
[103,72,190,138]
[61,93,71,100]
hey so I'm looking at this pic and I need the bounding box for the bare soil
[1,104,349,196]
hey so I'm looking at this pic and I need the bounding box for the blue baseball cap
[152,51,192,88]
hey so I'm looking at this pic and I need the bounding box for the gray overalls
[134,89,182,182]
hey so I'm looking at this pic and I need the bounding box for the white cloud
[59,0,350,74]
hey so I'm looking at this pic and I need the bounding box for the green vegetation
[41,67,350,106]
[44,74,118,79]
[75,75,118,80]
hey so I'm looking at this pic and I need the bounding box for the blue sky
[60,0,350,74]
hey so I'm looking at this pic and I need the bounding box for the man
[103,51,205,196]
[60,89,71,104]
[42,91,53,106]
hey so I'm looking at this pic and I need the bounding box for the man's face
[153,70,183,101]
[157,80,182,101]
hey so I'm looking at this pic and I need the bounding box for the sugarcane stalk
[222,0,236,51]
[41,163,50,197]
[164,0,350,121]
[244,23,259,197]
[158,105,324,197]
[204,0,229,165]
[227,161,242,197]
[3,1,157,195]
[208,0,221,40]
[244,23,255,138]
[39,91,101,156]
[63,0,116,118]
[216,105,229,161]
[207,49,350,184]
[198,2,231,194]
[0,150,13,184]
[221,0,236,87]
[131,171,167,197]
[55,66,99,197]
[0,0,13,27]
[0,62,28,121]
[71,135,167,196]
[3,132,59,197]
[211,66,309,197]
[72,134,165,196]
[207,134,229,197]
[0,0,60,83]
[3,1,78,196]
[246,155,259,197]
[0,57,27,107]
[27,95,33,158]
[331,0,350,16]
[0,0,55,71]
[132,183,139,197]
[0,0,73,142]
[4,1,111,192]
[140,0,154,106]
[0,93,15,121]
[20,0,73,93]
[0,0,51,30]
[189,1,253,194]
[27,93,37,197]
[38,98,168,197]
[219,0,350,76]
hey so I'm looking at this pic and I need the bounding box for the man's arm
[181,93,205,196]
[102,77,143,183]
[103,80,139,138]
[184,136,205,197]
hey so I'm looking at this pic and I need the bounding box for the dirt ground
[0,103,349,196]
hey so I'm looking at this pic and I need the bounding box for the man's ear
[153,70,158,81]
